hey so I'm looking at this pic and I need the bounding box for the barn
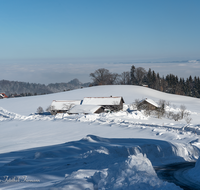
[81,96,125,111]
[137,98,159,111]
[0,93,8,99]
[50,100,81,115]
[68,105,104,114]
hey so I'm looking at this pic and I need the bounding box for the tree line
[90,66,200,98]
[0,79,89,97]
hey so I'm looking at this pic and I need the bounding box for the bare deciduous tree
[46,105,51,112]
[143,104,152,117]
[166,101,170,107]
[134,99,140,110]
[37,106,44,115]
[158,99,166,117]
[154,109,162,118]
[172,104,177,109]
[166,111,174,119]
[90,68,119,85]
[184,111,192,125]
[107,73,120,85]
[135,67,147,85]
[63,103,74,111]
[172,113,181,121]
[50,106,56,115]
[184,114,192,125]
[180,105,186,119]
[90,68,110,85]
[120,72,131,85]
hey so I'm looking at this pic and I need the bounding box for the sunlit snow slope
[0,85,200,189]
[1,85,200,115]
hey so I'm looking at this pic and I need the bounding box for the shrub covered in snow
[37,106,44,114]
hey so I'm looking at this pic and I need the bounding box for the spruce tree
[130,65,136,85]
[147,68,152,86]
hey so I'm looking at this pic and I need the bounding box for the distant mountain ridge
[0,79,90,96]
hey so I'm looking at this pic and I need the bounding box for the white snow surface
[0,85,200,189]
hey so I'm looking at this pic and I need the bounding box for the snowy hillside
[0,85,200,189]
[1,85,200,115]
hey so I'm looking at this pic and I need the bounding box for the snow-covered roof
[82,97,124,105]
[68,105,102,114]
[139,98,159,108]
[51,100,81,110]
[0,93,8,98]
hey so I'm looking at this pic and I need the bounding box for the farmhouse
[68,105,104,114]
[137,98,159,111]
[81,96,125,111]
[50,100,81,115]
[0,93,8,99]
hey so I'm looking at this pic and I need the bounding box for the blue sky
[0,0,200,83]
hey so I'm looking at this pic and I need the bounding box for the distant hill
[0,79,90,96]
[47,79,90,93]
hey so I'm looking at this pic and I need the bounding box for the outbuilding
[68,105,104,114]
[50,100,81,115]
[137,98,159,111]
[0,93,8,99]
[81,96,125,111]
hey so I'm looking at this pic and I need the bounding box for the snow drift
[92,154,181,190]
[0,135,188,189]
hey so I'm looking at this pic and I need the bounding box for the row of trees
[8,92,46,98]
[90,66,200,98]
[0,79,88,97]
[89,66,146,86]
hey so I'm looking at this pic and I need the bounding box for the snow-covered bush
[180,104,186,119]
[172,113,181,121]
[46,105,51,112]
[184,111,192,124]
[164,104,192,123]
[158,99,166,116]
[166,111,174,119]
[134,99,140,110]
[37,106,44,115]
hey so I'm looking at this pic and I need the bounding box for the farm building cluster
[50,96,159,115]
[50,96,124,115]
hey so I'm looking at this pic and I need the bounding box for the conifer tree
[147,68,152,84]
[130,65,136,84]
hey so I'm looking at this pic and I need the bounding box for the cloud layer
[1,59,200,84]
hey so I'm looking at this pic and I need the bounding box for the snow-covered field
[0,85,200,189]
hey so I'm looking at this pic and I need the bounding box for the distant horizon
[0,58,200,85]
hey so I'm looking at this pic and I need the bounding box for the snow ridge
[92,154,181,190]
